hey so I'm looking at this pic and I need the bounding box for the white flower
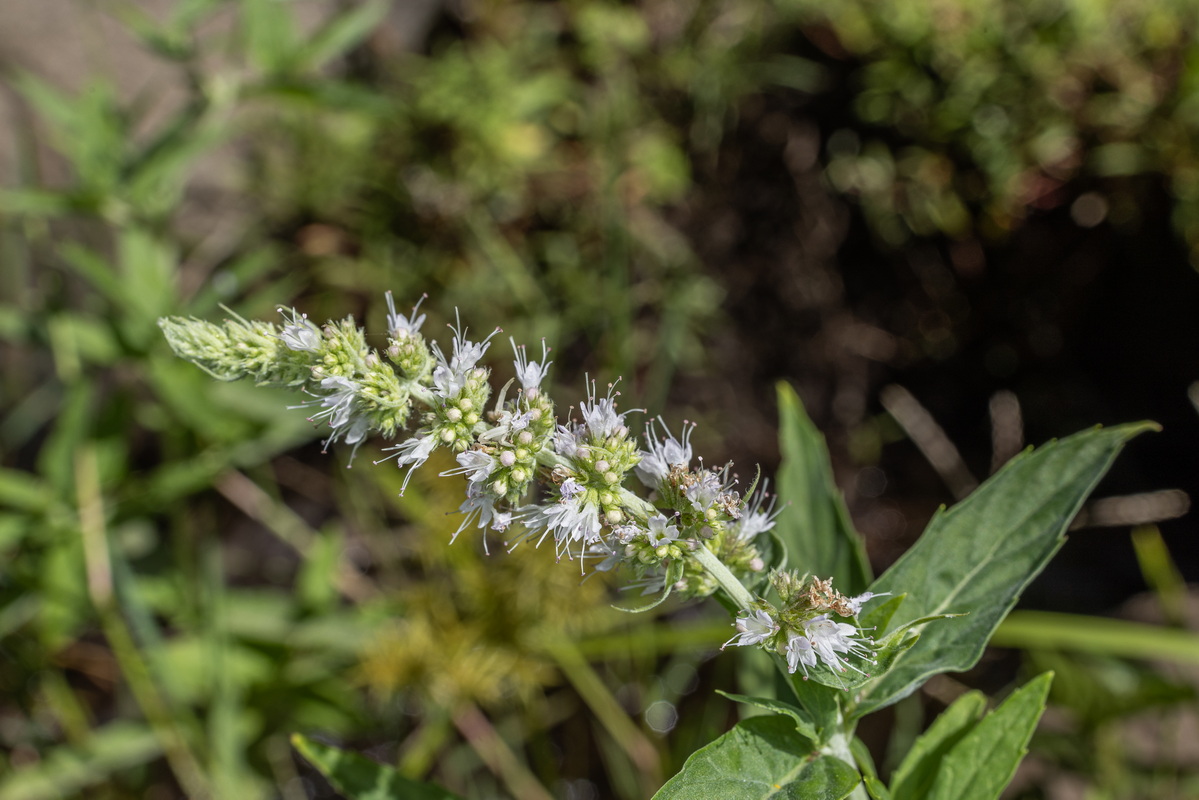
[685,472,722,513]
[646,514,680,547]
[277,308,321,352]
[512,338,552,392]
[431,361,463,398]
[580,380,631,440]
[612,524,640,544]
[634,418,694,487]
[448,313,498,374]
[385,291,427,338]
[321,376,359,425]
[430,313,500,398]
[559,477,584,501]
[542,498,603,549]
[288,376,371,461]
[478,408,534,443]
[722,609,779,650]
[785,633,818,678]
[802,615,875,675]
[845,591,892,616]
[442,449,496,483]
[553,423,585,458]
[376,430,438,494]
[728,483,781,542]
[451,482,505,552]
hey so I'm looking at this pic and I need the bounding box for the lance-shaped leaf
[924,672,1053,800]
[653,715,861,800]
[852,423,1153,717]
[889,691,988,799]
[773,383,872,594]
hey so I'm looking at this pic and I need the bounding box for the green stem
[544,640,662,787]
[690,544,755,610]
[397,708,453,779]
[452,703,555,800]
[76,449,212,798]
[822,722,869,800]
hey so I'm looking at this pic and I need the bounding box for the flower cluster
[722,574,888,681]
[160,295,782,613]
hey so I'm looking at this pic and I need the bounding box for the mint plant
[160,297,1152,799]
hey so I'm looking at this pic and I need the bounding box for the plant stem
[822,718,869,800]
[544,640,662,786]
[690,544,755,610]
[76,448,212,798]
[452,703,555,800]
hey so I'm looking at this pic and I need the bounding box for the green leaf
[716,692,820,742]
[292,734,464,800]
[773,383,872,594]
[850,738,892,799]
[852,423,1154,716]
[890,691,987,800]
[925,673,1053,800]
[653,715,861,800]
[860,593,905,633]
[241,0,298,74]
[784,668,841,744]
[297,0,391,71]
[864,776,892,800]
[850,736,879,781]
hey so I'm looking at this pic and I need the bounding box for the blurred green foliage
[787,0,1199,261]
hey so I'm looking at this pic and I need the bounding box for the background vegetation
[1,0,1197,797]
